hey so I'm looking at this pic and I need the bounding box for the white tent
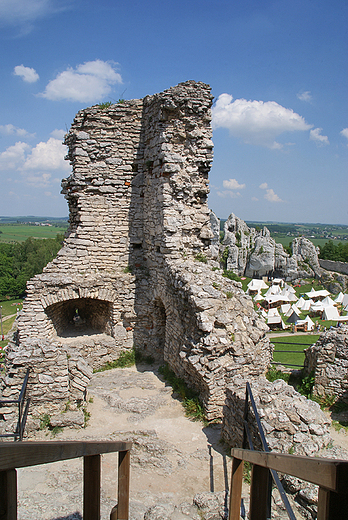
[322,306,340,321]
[288,292,298,302]
[305,289,330,300]
[290,304,301,315]
[296,297,306,309]
[253,292,264,302]
[268,308,280,317]
[342,295,348,307]
[310,301,324,313]
[247,279,269,293]
[267,315,286,329]
[280,304,291,315]
[322,296,335,308]
[302,299,313,311]
[335,292,344,303]
[296,316,315,331]
[265,285,280,297]
[284,284,296,294]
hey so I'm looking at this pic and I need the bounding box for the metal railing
[271,340,312,368]
[241,382,296,520]
[0,440,132,520]
[0,368,30,441]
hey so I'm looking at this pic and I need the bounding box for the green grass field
[271,334,319,368]
[0,224,67,243]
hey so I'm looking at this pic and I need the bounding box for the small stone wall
[304,324,348,402]
[221,375,331,456]
[319,259,348,276]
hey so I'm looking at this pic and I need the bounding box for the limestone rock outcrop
[218,212,322,281]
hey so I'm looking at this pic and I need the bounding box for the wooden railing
[0,440,132,520]
[228,448,348,520]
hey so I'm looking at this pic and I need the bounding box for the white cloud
[40,60,123,102]
[340,128,348,142]
[212,93,312,149]
[14,64,39,83]
[50,128,66,139]
[0,136,70,187]
[264,188,282,202]
[259,183,282,202]
[22,137,70,171]
[216,190,241,199]
[297,91,312,102]
[0,142,31,170]
[0,0,68,31]
[222,178,246,190]
[251,197,259,201]
[24,172,52,187]
[309,127,329,145]
[0,124,35,138]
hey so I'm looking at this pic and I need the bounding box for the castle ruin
[2,81,271,424]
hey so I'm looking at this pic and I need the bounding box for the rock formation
[219,212,328,282]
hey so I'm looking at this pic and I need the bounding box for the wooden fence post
[228,457,243,520]
[83,454,101,520]
[117,450,130,520]
[0,469,17,520]
[249,464,269,520]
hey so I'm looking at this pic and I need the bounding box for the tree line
[319,240,348,263]
[0,234,63,299]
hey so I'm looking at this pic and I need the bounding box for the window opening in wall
[45,298,113,338]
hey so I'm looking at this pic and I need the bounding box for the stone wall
[319,259,348,276]
[304,324,348,402]
[1,81,272,421]
[221,375,331,456]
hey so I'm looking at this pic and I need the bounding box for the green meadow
[0,224,67,243]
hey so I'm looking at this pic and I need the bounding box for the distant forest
[0,235,63,299]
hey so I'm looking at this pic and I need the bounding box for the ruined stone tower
[3,81,271,422]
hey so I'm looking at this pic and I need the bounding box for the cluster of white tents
[247,279,348,330]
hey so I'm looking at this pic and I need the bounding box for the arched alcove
[45,298,113,337]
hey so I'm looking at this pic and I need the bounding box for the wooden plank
[228,457,243,520]
[249,464,269,520]
[0,441,132,471]
[317,487,330,520]
[0,469,17,520]
[83,454,101,520]
[232,448,343,490]
[117,450,130,520]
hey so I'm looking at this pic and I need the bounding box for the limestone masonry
[1,81,272,424]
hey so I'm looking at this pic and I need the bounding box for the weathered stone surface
[1,81,271,423]
[221,375,331,456]
[304,324,348,402]
[50,410,84,428]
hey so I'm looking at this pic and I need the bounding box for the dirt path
[18,364,230,520]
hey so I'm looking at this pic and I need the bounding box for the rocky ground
[18,363,232,520]
[12,362,348,520]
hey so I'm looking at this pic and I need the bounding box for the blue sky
[0,0,347,224]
